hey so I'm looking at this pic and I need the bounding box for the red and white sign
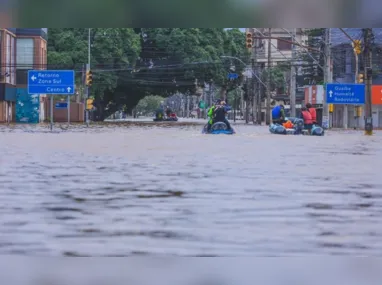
[304,85,324,104]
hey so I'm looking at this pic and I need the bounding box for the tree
[48,28,141,120]
[261,65,289,95]
[133,28,249,101]
[135,95,164,116]
[47,28,249,120]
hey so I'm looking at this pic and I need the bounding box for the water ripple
[1,123,382,255]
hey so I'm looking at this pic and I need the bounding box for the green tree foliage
[47,28,249,120]
[48,28,141,120]
[135,95,164,116]
[261,66,289,94]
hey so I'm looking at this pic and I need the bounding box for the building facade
[246,28,308,122]
[330,28,382,129]
[0,28,47,123]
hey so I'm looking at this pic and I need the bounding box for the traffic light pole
[354,52,359,129]
[86,28,91,127]
[363,28,373,135]
[85,64,90,127]
[323,28,332,129]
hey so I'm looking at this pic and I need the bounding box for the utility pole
[85,28,91,126]
[290,28,296,117]
[266,28,272,125]
[209,81,212,108]
[203,84,207,119]
[323,28,332,129]
[245,74,250,123]
[353,41,359,129]
[251,57,256,123]
[251,28,258,124]
[186,95,190,118]
[363,28,373,135]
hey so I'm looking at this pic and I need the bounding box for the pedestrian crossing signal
[329,104,334,113]
[86,70,92,86]
[246,32,253,48]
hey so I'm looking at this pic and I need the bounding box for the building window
[277,37,292,50]
[16,38,34,69]
[6,34,11,84]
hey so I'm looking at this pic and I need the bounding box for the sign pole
[67,95,70,127]
[50,95,53,131]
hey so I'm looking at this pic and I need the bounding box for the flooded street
[1,122,382,256]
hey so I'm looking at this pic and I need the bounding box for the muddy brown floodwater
[0,122,382,256]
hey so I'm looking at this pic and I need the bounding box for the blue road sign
[228,73,238,79]
[326,83,365,104]
[55,102,68,109]
[28,70,75,95]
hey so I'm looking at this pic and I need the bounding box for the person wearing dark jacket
[207,100,232,131]
[155,106,165,120]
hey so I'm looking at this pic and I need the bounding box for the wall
[331,104,382,129]
[15,88,40,123]
[0,101,5,122]
[44,97,85,122]
[16,36,47,86]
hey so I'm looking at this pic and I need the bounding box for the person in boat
[207,100,232,131]
[155,105,165,120]
[306,103,317,125]
[300,107,313,134]
[272,104,285,124]
[165,106,173,118]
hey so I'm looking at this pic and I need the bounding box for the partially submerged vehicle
[153,113,178,122]
[202,122,235,134]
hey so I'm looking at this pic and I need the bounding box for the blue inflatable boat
[269,117,324,136]
[202,122,235,134]
[311,124,324,136]
[269,123,287,134]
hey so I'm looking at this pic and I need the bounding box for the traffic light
[329,104,334,113]
[246,32,253,49]
[352,40,362,54]
[86,98,93,110]
[86,70,92,86]
[357,73,364,83]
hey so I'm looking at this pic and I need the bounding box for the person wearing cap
[271,104,285,124]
